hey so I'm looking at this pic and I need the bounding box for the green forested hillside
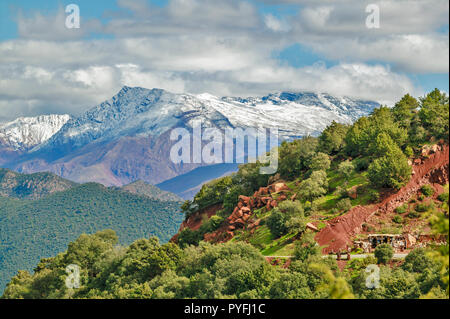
[0,183,183,293]
[0,168,76,200]
[115,180,182,202]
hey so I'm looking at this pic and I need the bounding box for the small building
[353,234,408,253]
[367,234,407,251]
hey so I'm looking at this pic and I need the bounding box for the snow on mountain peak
[0,114,70,150]
[10,87,380,154]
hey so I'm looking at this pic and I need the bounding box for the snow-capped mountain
[0,114,70,151]
[34,86,378,152]
[3,86,379,190]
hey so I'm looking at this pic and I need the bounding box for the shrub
[177,228,203,248]
[392,215,403,224]
[374,243,394,264]
[338,160,354,180]
[354,157,370,172]
[408,211,420,218]
[266,210,287,238]
[329,208,340,215]
[335,186,348,198]
[415,202,433,213]
[298,170,328,202]
[402,248,434,273]
[421,185,434,197]
[200,215,224,233]
[336,198,352,213]
[404,146,414,158]
[395,204,408,214]
[437,192,449,202]
[368,189,380,203]
[362,223,375,232]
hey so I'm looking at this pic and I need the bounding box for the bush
[408,211,420,218]
[421,185,434,197]
[415,202,433,213]
[177,228,203,248]
[354,157,370,172]
[368,189,380,203]
[336,198,352,212]
[338,160,354,180]
[200,215,224,234]
[392,215,403,224]
[404,146,414,158]
[437,192,449,202]
[395,204,408,214]
[402,248,434,273]
[335,186,348,198]
[266,210,288,238]
[374,243,394,264]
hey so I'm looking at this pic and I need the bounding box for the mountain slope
[4,86,378,187]
[0,114,70,151]
[0,168,76,200]
[0,182,184,293]
[117,180,182,202]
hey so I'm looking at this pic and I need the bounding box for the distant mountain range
[0,86,379,197]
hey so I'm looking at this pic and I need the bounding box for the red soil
[170,203,222,242]
[316,144,449,254]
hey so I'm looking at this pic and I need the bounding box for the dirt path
[316,145,449,254]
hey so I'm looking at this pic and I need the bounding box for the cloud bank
[0,0,448,121]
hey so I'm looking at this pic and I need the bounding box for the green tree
[336,198,352,213]
[278,137,318,178]
[310,152,331,172]
[419,89,449,140]
[345,106,408,157]
[267,201,306,237]
[368,133,411,189]
[298,170,328,202]
[319,121,349,155]
[374,244,394,264]
[294,232,321,262]
[391,93,419,129]
[338,160,354,181]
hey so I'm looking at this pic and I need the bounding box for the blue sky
[0,0,448,121]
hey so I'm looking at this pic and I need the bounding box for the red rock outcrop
[204,182,292,243]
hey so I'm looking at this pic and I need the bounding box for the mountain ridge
[1,86,379,190]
